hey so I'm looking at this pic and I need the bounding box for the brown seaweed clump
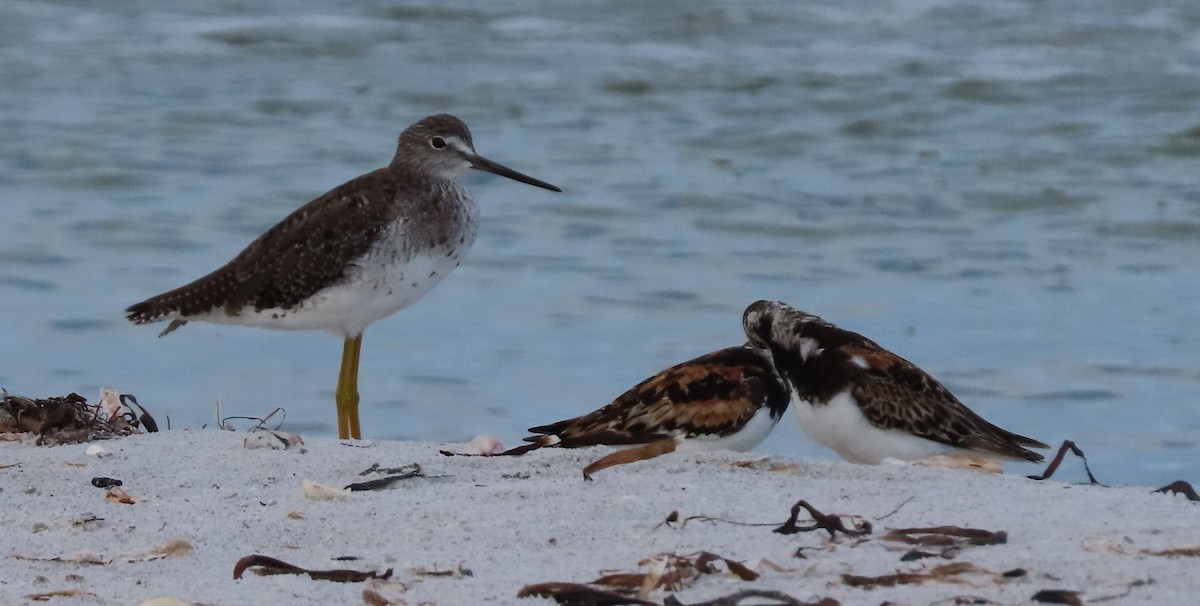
[0,390,155,445]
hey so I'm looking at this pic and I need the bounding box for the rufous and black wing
[514,346,788,453]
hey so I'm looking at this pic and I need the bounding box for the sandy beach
[1,429,1196,605]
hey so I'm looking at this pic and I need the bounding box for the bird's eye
[430,136,447,149]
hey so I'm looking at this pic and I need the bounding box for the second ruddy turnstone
[742,300,1048,465]
[506,345,790,479]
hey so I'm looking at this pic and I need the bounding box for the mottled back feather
[743,300,1048,462]
[125,116,477,326]
[523,346,789,449]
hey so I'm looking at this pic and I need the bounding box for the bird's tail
[500,434,561,456]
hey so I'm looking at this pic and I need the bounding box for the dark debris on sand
[0,390,155,445]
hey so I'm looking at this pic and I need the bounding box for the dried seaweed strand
[884,526,1007,546]
[665,589,836,606]
[518,583,834,606]
[517,582,656,605]
[1142,545,1200,557]
[232,554,391,582]
[1031,589,1083,605]
[1153,480,1200,502]
[842,562,981,589]
[118,394,159,433]
[656,509,801,531]
[774,500,871,538]
[345,465,423,491]
[219,407,286,432]
[1027,440,1102,485]
[875,496,915,521]
[1090,579,1153,602]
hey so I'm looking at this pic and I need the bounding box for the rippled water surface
[2,0,1198,486]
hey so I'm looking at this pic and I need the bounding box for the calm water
[2,0,1198,487]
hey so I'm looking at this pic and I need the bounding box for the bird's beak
[468,153,562,192]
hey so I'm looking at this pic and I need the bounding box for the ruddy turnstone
[742,300,1048,465]
[506,345,790,479]
[126,115,561,439]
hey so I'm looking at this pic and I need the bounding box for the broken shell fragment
[302,479,349,501]
[243,429,303,451]
[463,435,505,455]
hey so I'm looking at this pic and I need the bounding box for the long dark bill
[469,154,562,192]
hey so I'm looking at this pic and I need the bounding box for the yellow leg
[347,333,363,439]
[335,334,364,439]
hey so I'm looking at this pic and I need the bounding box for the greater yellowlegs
[742,300,1048,464]
[126,114,561,439]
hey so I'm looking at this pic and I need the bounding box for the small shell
[462,435,505,455]
[98,388,124,421]
[243,429,303,450]
[301,479,349,501]
[105,487,136,505]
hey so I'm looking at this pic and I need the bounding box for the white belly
[792,389,955,464]
[676,406,781,453]
[204,251,466,337]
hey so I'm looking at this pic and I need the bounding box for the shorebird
[742,300,1048,465]
[505,346,790,479]
[126,114,561,439]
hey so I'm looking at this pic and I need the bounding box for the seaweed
[232,554,392,583]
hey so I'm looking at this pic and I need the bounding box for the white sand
[1,431,1197,605]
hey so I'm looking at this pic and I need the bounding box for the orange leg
[335,334,363,439]
[582,438,679,480]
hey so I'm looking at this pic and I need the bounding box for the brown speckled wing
[523,346,788,448]
[221,172,404,314]
[125,169,406,323]
[839,343,1049,462]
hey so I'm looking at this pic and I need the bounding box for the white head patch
[798,337,822,361]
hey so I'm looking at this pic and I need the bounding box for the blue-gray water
[2,0,1198,487]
